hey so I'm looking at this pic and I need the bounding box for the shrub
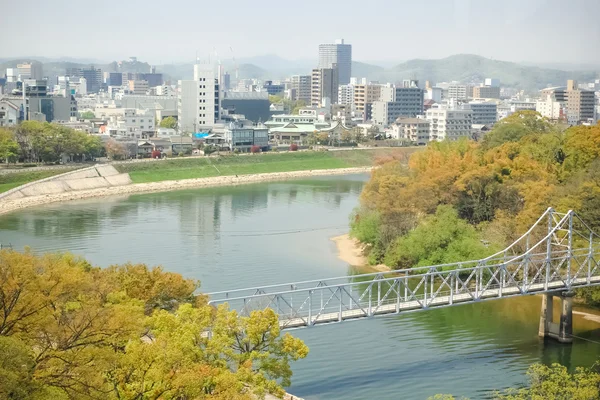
[289,143,299,151]
[250,145,261,154]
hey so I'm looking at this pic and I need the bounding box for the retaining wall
[0,165,132,201]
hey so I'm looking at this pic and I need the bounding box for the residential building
[473,85,501,99]
[178,63,220,133]
[0,99,20,126]
[338,84,354,106]
[222,91,271,123]
[444,83,473,100]
[426,105,473,141]
[311,67,338,107]
[565,80,595,124]
[468,100,497,125]
[128,80,149,95]
[17,62,43,80]
[106,108,155,138]
[354,84,383,117]
[372,84,424,125]
[318,39,352,85]
[291,75,311,103]
[426,87,443,103]
[393,118,430,145]
[540,81,596,124]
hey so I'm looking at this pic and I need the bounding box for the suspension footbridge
[208,208,600,342]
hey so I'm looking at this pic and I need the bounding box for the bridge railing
[207,209,600,329]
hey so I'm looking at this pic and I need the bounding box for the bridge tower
[538,291,574,344]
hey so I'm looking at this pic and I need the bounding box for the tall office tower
[318,39,352,85]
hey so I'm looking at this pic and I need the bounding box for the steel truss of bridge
[208,208,600,330]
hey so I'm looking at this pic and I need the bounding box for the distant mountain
[2,54,597,91]
[352,62,385,82]
[384,54,599,90]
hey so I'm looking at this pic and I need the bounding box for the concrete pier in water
[538,291,574,343]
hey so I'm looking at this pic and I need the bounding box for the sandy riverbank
[331,233,391,272]
[0,167,372,216]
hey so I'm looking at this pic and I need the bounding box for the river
[0,174,599,399]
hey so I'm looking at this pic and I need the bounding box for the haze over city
[2,0,600,66]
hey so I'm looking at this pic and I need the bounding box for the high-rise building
[311,67,338,107]
[291,75,311,103]
[128,80,149,95]
[338,84,355,106]
[68,66,103,93]
[17,62,43,80]
[318,39,352,85]
[178,64,221,132]
[104,72,123,87]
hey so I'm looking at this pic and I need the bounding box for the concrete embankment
[0,165,132,201]
[0,167,372,216]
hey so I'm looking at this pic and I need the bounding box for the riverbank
[331,233,391,272]
[0,167,372,216]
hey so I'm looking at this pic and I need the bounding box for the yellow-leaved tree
[0,249,308,399]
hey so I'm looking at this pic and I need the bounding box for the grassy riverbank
[0,169,80,193]
[115,149,413,184]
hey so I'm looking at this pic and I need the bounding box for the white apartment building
[442,83,473,100]
[338,84,354,106]
[426,105,473,141]
[116,109,155,138]
[0,100,19,127]
[536,95,564,120]
[468,101,497,126]
[178,64,221,133]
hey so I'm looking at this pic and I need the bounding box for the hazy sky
[2,0,599,66]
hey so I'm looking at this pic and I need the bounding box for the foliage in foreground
[0,249,308,399]
[429,361,600,400]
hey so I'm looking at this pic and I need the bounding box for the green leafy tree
[384,205,496,269]
[159,116,177,129]
[495,363,600,400]
[79,111,95,119]
[0,128,19,162]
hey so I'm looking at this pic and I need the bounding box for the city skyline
[1,0,599,66]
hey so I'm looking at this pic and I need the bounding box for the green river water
[0,174,599,399]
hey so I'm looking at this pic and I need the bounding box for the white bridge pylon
[208,208,600,330]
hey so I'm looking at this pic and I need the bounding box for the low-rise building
[393,117,430,145]
[0,99,19,126]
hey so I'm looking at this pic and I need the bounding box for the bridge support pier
[538,292,574,344]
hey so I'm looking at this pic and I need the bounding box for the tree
[204,144,217,155]
[79,111,96,120]
[105,138,128,160]
[159,116,177,129]
[0,128,19,163]
[268,95,282,104]
[383,205,496,269]
[495,363,600,400]
[0,249,309,399]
